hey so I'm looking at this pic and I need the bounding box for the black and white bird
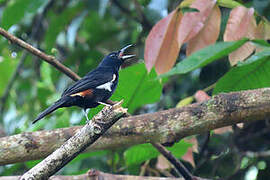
[33,45,135,124]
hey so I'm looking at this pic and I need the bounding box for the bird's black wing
[62,67,114,97]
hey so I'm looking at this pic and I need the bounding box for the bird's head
[99,44,135,68]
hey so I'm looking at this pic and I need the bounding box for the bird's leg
[83,108,90,123]
[98,101,112,107]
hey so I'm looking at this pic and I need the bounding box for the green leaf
[217,0,243,8]
[124,141,192,166]
[213,49,270,94]
[167,141,193,158]
[70,150,108,164]
[25,159,42,169]
[181,7,199,14]
[112,63,162,113]
[251,39,270,48]
[160,38,249,78]
[2,0,47,29]
[176,96,194,107]
[124,143,159,166]
[1,163,24,176]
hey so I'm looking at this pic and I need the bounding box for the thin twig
[20,102,127,179]
[151,143,194,180]
[0,27,80,81]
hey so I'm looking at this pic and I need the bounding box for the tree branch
[1,88,270,165]
[0,169,184,180]
[20,102,127,179]
[152,143,194,180]
[0,27,80,81]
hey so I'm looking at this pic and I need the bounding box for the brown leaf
[194,90,211,103]
[256,21,270,40]
[224,7,257,66]
[255,21,270,52]
[255,21,266,52]
[177,0,217,44]
[186,5,221,56]
[182,147,195,167]
[265,23,270,40]
[182,137,198,167]
[156,155,171,170]
[144,10,182,74]
[255,21,265,39]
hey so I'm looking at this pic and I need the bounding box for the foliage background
[0,0,270,179]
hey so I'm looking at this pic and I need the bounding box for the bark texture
[1,88,270,165]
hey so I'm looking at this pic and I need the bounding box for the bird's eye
[110,54,115,58]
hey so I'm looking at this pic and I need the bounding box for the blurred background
[0,0,270,179]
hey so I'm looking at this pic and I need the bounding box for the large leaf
[224,6,257,65]
[255,21,270,41]
[160,39,248,78]
[124,143,159,166]
[144,10,182,74]
[2,0,47,29]
[186,5,221,56]
[213,49,270,94]
[112,63,162,113]
[144,0,217,74]
[124,141,192,166]
[178,0,217,44]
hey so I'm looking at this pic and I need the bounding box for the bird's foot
[98,101,112,107]
[85,116,90,123]
[83,109,90,123]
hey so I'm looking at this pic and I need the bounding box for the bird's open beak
[118,44,136,60]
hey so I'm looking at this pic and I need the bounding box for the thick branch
[0,169,184,180]
[20,102,127,179]
[1,88,270,165]
[0,27,80,81]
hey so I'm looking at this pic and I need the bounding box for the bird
[33,44,135,124]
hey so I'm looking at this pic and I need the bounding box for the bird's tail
[33,98,67,124]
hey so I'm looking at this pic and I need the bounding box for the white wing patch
[96,74,116,92]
